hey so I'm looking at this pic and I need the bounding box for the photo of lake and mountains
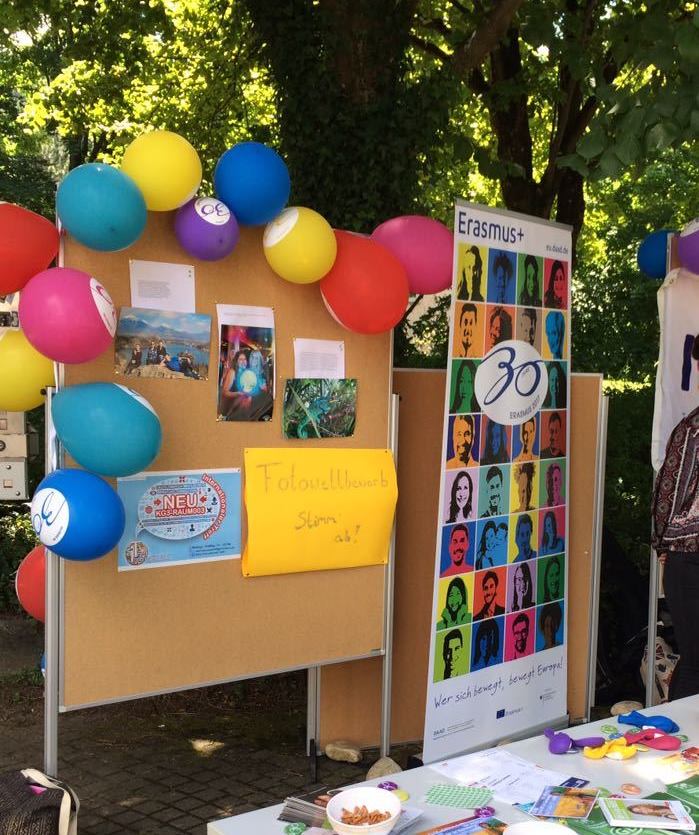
[115,307,212,381]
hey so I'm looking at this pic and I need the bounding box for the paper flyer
[117,468,241,570]
[530,786,598,819]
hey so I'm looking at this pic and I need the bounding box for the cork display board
[320,369,604,746]
[566,373,604,722]
[60,213,391,709]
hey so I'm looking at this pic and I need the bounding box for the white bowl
[326,786,402,835]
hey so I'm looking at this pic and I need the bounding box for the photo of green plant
[282,378,357,439]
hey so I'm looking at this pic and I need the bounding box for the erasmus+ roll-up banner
[422,201,572,763]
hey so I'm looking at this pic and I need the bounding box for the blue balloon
[638,229,675,279]
[56,163,147,252]
[214,142,290,226]
[30,469,125,561]
[52,383,162,477]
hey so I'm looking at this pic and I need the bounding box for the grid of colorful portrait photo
[433,243,568,684]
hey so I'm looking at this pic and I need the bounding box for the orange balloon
[15,545,45,622]
[319,231,409,334]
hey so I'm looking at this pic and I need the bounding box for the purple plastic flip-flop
[545,728,605,754]
[545,728,574,754]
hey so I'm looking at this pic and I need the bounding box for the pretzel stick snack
[340,805,391,825]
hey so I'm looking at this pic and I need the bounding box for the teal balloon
[637,229,675,279]
[52,383,162,477]
[56,163,147,252]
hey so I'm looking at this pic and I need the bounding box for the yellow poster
[243,448,398,577]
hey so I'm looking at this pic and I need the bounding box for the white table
[207,697,699,834]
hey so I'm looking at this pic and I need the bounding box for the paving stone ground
[0,617,419,834]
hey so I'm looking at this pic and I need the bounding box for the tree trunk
[67,134,88,171]
[555,167,585,258]
[243,0,422,231]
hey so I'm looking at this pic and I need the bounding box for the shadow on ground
[0,616,419,834]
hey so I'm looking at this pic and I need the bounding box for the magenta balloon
[18,267,116,363]
[678,220,699,274]
[371,215,453,294]
[174,196,240,261]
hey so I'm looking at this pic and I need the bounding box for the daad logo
[474,339,548,426]
[30,488,69,546]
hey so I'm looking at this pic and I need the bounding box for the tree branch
[563,95,599,151]
[540,0,619,194]
[416,16,453,38]
[452,0,525,76]
[405,294,425,320]
[559,52,621,155]
[410,33,451,63]
[88,132,111,162]
[449,0,472,16]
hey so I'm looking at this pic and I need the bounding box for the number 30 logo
[474,339,548,426]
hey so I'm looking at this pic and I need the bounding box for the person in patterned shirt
[652,404,699,699]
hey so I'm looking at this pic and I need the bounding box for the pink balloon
[371,215,453,294]
[19,267,116,364]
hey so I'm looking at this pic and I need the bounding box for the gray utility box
[0,412,26,434]
[0,460,29,500]
[0,411,29,501]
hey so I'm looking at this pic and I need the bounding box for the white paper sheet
[129,260,195,313]
[430,748,574,805]
[293,337,345,379]
[216,304,275,329]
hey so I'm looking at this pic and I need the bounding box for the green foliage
[0,148,55,216]
[0,508,37,615]
[574,146,699,381]
[395,295,451,369]
[557,2,699,182]
[0,0,275,177]
[602,383,654,576]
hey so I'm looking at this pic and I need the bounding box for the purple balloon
[678,219,699,274]
[174,197,240,261]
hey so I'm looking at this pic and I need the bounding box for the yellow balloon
[121,130,202,211]
[0,330,54,411]
[263,207,337,284]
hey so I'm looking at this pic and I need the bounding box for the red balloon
[320,231,409,334]
[15,545,45,622]
[0,204,59,295]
